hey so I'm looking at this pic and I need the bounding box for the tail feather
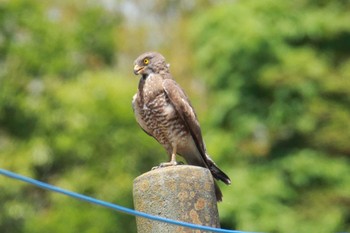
[214,181,223,202]
[182,150,230,201]
[205,154,231,202]
[206,156,231,185]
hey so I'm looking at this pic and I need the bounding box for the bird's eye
[143,58,149,65]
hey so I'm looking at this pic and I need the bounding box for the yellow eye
[143,58,149,65]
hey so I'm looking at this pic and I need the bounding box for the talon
[151,161,177,170]
[159,161,178,167]
[151,147,179,170]
[151,165,160,170]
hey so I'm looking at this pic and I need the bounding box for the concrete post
[133,165,220,233]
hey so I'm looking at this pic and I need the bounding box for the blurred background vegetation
[0,0,349,232]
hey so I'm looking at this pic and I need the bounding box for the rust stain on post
[133,165,220,233]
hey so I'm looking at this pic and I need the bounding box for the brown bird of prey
[132,52,231,201]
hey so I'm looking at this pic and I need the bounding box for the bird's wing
[162,79,207,158]
[163,79,231,186]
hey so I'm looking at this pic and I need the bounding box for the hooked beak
[133,64,144,75]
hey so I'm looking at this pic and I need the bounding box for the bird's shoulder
[162,79,197,121]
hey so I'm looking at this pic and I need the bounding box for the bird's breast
[163,103,175,116]
[136,90,188,147]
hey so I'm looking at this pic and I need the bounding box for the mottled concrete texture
[133,165,220,233]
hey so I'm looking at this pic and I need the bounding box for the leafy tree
[2,0,350,232]
[192,0,350,232]
[0,1,150,232]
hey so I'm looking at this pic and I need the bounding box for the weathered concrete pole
[133,165,220,233]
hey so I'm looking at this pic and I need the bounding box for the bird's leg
[169,146,177,164]
[152,144,180,170]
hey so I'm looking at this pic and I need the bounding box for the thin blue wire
[0,168,256,233]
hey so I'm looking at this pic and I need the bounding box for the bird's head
[133,52,170,78]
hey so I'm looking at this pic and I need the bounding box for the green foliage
[0,1,160,232]
[0,70,165,233]
[0,0,118,78]
[1,0,350,232]
[192,0,350,232]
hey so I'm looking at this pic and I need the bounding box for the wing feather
[162,79,207,158]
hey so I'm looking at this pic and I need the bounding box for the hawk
[132,52,231,201]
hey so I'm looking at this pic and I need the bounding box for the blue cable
[0,168,256,233]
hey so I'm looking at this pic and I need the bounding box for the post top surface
[134,165,212,183]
